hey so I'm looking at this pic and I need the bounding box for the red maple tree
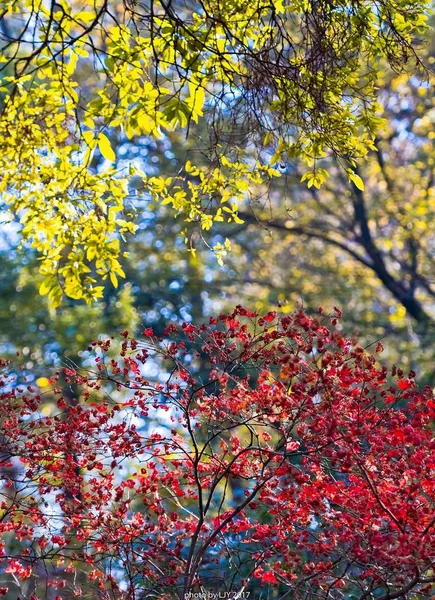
[0,307,434,599]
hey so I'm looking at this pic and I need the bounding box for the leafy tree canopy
[1,309,434,599]
[0,0,431,304]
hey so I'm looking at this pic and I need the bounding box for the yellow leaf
[75,11,96,24]
[348,171,365,191]
[39,278,53,296]
[187,83,205,122]
[98,133,116,162]
[110,272,119,288]
[263,131,272,146]
[83,130,95,146]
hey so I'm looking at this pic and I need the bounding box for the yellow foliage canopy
[0,0,430,303]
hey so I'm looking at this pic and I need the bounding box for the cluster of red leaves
[0,307,434,599]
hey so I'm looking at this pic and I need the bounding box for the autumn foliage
[0,307,434,599]
[0,0,431,304]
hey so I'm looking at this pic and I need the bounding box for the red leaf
[262,572,278,584]
[263,311,277,322]
[398,379,412,390]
